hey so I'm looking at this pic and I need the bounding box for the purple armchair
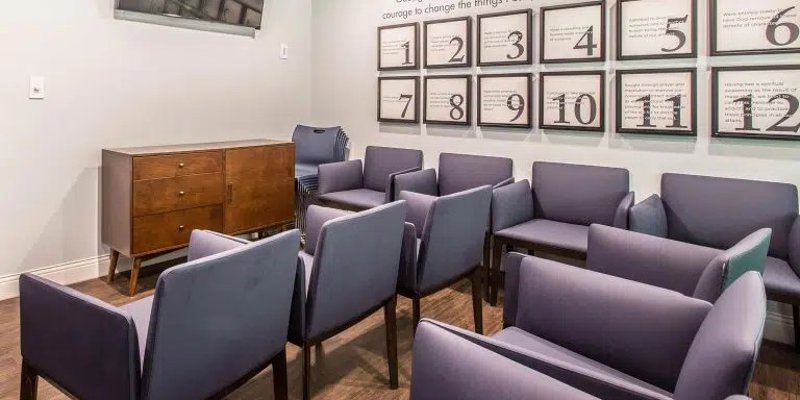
[318,146,423,210]
[630,173,800,348]
[494,256,766,400]
[19,230,301,400]
[489,161,633,305]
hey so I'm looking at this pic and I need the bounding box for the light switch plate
[29,76,45,99]
[280,44,289,60]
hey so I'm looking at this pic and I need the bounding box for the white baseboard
[0,255,110,301]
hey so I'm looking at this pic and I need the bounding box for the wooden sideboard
[102,139,295,295]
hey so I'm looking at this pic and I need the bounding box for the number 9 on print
[378,77,420,124]
[478,74,533,129]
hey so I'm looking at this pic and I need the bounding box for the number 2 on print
[552,94,597,125]
[634,95,686,128]
[733,94,800,132]
[766,7,799,47]
[574,26,597,56]
[662,15,688,53]
[401,41,412,65]
[449,37,466,63]
[399,94,413,118]
[449,94,465,120]
[507,94,526,122]
[507,31,525,60]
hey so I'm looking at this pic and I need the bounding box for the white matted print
[712,0,800,55]
[617,69,696,135]
[478,10,533,66]
[713,66,800,140]
[539,72,605,132]
[425,76,472,125]
[378,23,419,70]
[378,77,420,123]
[618,0,696,60]
[425,17,472,68]
[478,74,533,128]
[541,2,605,63]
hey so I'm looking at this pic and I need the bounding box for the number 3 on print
[711,0,800,55]
[712,66,800,141]
[477,10,533,66]
[478,74,533,129]
[539,71,605,132]
[617,0,697,60]
[541,1,606,63]
[378,23,419,71]
[378,77,420,123]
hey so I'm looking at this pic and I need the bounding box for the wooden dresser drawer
[133,173,224,217]
[132,205,223,254]
[133,151,223,181]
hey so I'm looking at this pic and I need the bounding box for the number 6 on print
[711,0,800,56]
[378,76,420,124]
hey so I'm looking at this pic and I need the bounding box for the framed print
[424,75,472,126]
[712,66,800,141]
[540,1,606,63]
[378,23,419,71]
[616,69,696,136]
[378,77,420,123]
[477,74,533,129]
[424,17,472,69]
[539,71,605,132]
[617,0,696,60]
[711,0,800,56]
[477,9,533,67]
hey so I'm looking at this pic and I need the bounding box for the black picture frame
[378,76,420,124]
[615,68,697,136]
[712,65,800,141]
[477,9,534,67]
[424,17,473,69]
[424,75,473,126]
[477,73,533,129]
[710,0,800,56]
[616,0,697,61]
[539,71,606,132]
[540,1,606,64]
[378,22,420,71]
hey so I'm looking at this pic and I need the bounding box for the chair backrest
[140,230,300,400]
[516,258,712,393]
[416,186,492,293]
[292,125,347,166]
[363,146,423,192]
[661,173,798,260]
[438,152,513,196]
[531,162,629,226]
[674,272,766,400]
[305,201,407,340]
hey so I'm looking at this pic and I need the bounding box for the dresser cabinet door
[224,145,295,234]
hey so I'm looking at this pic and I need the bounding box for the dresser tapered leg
[128,258,142,296]
[107,250,120,283]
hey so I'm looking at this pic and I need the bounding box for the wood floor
[0,269,799,400]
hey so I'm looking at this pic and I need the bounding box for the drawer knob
[178,225,185,231]
[178,162,185,168]
[178,191,186,197]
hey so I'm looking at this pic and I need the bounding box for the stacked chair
[630,173,800,348]
[291,125,350,232]
[318,145,423,210]
[19,230,301,400]
[489,161,634,304]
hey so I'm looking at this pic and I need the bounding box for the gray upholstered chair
[291,202,408,400]
[318,146,423,210]
[489,161,633,305]
[630,173,800,349]
[292,125,350,232]
[19,229,301,400]
[410,319,601,400]
[397,186,492,333]
[494,255,766,400]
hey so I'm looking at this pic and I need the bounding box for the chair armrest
[715,228,772,290]
[411,320,601,400]
[790,215,800,274]
[393,168,439,200]
[491,180,534,233]
[19,274,139,400]
[397,222,419,293]
[386,166,423,203]
[398,191,438,235]
[494,177,516,189]
[305,205,352,256]
[318,160,363,194]
[187,230,248,261]
[629,194,667,238]
[502,252,528,328]
[613,192,635,229]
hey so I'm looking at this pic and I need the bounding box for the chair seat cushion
[120,295,154,364]
[495,219,590,253]
[295,163,319,179]
[299,251,314,293]
[493,327,672,399]
[764,256,800,300]
[319,189,385,209]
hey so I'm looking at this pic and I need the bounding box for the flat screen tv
[116,0,264,33]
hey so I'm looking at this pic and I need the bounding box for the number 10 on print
[540,72,605,132]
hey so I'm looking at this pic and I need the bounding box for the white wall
[310,0,800,342]
[0,0,311,284]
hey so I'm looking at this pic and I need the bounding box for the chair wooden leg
[272,349,288,400]
[490,240,504,306]
[384,297,399,389]
[412,298,421,335]
[483,235,491,301]
[128,257,142,297]
[793,304,800,353]
[471,268,484,335]
[107,250,120,283]
[302,343,312,400]
[20,361,38,400]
